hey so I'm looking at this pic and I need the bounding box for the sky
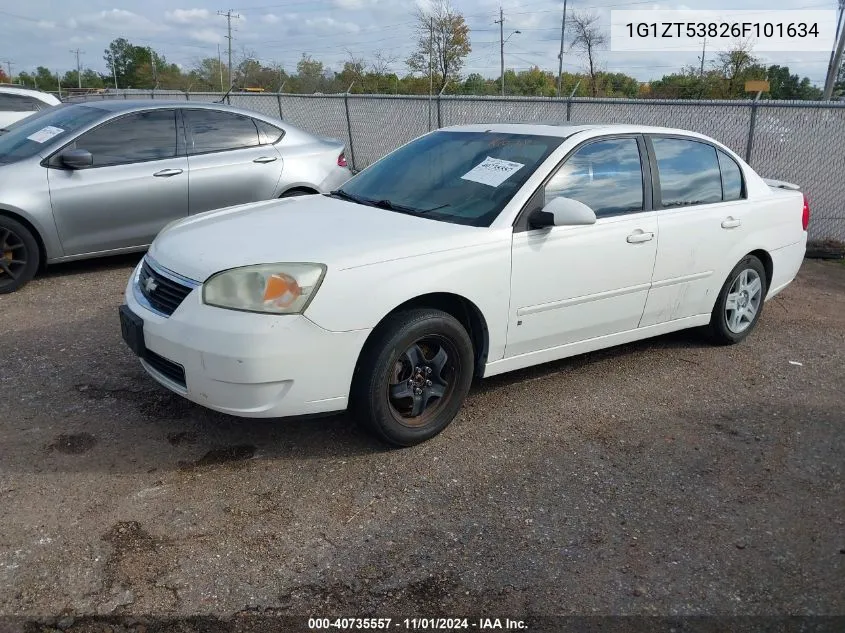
[0,0,840,86]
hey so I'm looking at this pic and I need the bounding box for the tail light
[802,193,810,231]
[337,151,348,168]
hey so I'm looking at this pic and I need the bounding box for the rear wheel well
[749,249,773,295]
[0,210,47,270]
[280,186,319,197]
[357,293,490,378]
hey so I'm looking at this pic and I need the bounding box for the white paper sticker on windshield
[26,126,64,143]
[460,156,525,187]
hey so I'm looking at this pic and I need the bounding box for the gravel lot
[0,255,843,630]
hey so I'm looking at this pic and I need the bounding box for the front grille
[144,350,186,387]
[138,260,193,316]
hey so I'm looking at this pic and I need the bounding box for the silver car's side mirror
[529,196,597,229]
[61,149,93,170]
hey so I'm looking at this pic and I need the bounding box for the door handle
[153,168,183,177]
[721,217,742,229]
[626,231,654,244]
[253,156,278,164]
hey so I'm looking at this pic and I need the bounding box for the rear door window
[652,137,722,207]
[718,150,744,201]
[184,109,260,154]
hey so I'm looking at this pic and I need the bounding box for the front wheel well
[280,186,319,197]
[356,293,490,379]
[0,209,47,270]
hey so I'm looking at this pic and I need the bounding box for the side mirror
[60,148,93,170]
[529,196,597,229]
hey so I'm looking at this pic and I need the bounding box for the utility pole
[56,71,61,99]
[428,16,433,130]
[699,38,706,77]
[217,44,224,91]
[823,3,845,99]
[496,7,505,96]
[556,0,567,97]
[112,61,118,90]
[218,9,241,89]
[70,49,83,88]
[149,47,158,89]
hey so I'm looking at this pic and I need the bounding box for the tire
[351,308,475,447]
[709,255,767,345]
[0,216,40,294]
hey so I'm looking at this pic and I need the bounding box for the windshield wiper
[372,199,451,215]
[328,189,372,206]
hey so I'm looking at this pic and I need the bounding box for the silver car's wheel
[725,268,763,334]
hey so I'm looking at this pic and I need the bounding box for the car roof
[78,99,276,119]
[0,85,61,105]
[441,122,714,141]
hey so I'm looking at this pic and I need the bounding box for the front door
[48,109,188,256]
[183,108,284,214]
[506,136,658,359]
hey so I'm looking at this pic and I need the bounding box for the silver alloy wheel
[725,268,763,334]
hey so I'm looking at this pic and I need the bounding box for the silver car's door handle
[721,217,742,229]
[626,231,654,244]
[253,156,278,164]
[153,169,183,177]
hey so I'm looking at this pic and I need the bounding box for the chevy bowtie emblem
[144,276,158,293]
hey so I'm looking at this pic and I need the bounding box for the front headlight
[202,263,327,314]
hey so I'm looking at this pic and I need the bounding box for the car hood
[148,195,494,282]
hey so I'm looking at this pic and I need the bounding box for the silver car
[0,100,351,293]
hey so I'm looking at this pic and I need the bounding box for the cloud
[304,16,361,34]
[262,14,280,24]
[75,9,167,34]
[165,8,212,24]
[36,20,57,29]
[333,0,380,9]
[187,28,222,44]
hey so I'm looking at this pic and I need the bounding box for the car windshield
[335,130,564,227]
[0,104,104,165]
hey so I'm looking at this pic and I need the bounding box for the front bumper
[123,261,371,418]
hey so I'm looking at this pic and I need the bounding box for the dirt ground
[0,256,843,631]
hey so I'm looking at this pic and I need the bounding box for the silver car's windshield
[0,104,104,165]
[334,131,563,227]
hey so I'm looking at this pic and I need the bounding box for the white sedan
[120,123,808,446]
[0,86,61,129]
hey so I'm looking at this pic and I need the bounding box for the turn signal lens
[338,151,348,167]
[263,273,301,308]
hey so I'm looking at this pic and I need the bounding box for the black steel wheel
[0,216,39,294]
[352,308,474,447]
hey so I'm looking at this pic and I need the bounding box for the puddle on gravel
[46,433,97,454]
[179,444,256,470]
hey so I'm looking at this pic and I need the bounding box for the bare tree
[569,11,606,97]
[407,0,471,93]
[371,49,398,76]
[716,39,759,97]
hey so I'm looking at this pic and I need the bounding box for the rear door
[183,108,284,214]
[639,135,749,326]
[47,108,188,256]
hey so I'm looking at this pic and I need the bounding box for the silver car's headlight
[202,263,326,314]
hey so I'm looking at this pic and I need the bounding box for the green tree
[296,54,326,93]
[407,0,471,93]
[766,65,822,100]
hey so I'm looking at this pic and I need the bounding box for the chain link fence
[68,90,845,242]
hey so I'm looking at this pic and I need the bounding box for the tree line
[9,0,845,101]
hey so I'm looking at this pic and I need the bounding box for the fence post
[566,98,572,122]
[745,97,760,165]
[437,95,442,129]
[185,93,190,101]
[276,93,283,120]
[344,92,357,172]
